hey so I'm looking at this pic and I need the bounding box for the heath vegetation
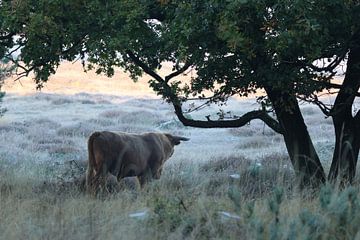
[0,85,359,239]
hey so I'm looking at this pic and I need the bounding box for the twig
[71,160,84,171]
[297,94,332,116]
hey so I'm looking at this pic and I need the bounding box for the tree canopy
[1,0,359,187]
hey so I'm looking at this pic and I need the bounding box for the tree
[2,0,359,187]
[268,0,360,184]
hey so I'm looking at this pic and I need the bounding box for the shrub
[99,110,126,119]
[57,123,93,137]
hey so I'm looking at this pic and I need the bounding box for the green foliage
[1,0,358,106]
[4,1,357,96]
[226,184,360,240]
[2,0,358,106]
[228,185,242,211]
[268,187,284,218]
[150,193,185,232]
[3,0,350,92]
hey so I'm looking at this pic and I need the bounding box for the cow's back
[108,132,157,177]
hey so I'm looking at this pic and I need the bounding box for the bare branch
[6,57,35,81]
[311,80,360,97]
[183,102,209,113]
[298,94,332,116]
[306,55,346,72]
[317,91,340,97]
[311,80,342,89]
[13,70,32,82]
[4,45,22,58]
[184,96,214,101]
[183,92,230,113]
[281,51,347,74]
[173,103,283,134]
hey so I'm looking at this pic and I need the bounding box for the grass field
[1,62,360,239]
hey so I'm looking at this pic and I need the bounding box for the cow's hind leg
[86,166,95,194]
[92,163,108,196]
[138,168,153,188]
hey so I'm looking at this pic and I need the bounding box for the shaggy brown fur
[86,131,189,194]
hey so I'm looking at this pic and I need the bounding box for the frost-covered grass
[0,79,360,239]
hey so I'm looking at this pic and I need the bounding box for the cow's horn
[175,136,190,141]
[166,134,190,145]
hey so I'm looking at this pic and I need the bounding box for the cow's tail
[86,132,101,194]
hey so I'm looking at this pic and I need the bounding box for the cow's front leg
[121,176,141,191]
[138,168,153,187]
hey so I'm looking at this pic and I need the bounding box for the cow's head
[165,133,190,156]
[151,133,189,179]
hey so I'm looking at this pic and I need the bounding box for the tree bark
[266,87,326,187]
[328,41,360,185]
[328,117,360,185]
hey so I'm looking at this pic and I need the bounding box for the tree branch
[312,80,341,89]
[306,54,346,72]
[4,45,22,58]
[0,32,15,41]
[173,103,283,134]
[126,50,165,83]
[164,62,191,82]
[61,35,86,56]
[311,80,360,97]
[7,57,35,81]
[127,50,283,134]
[355,110,360,125]
[282,51,347,73]
[297,94,332,116]
[184,101,210,113]
[330,43,360,117]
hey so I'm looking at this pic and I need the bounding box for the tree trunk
[328,118,360,184]
[266,88,326,188]
[328,41,360,185]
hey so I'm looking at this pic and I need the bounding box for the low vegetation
[2,156,360,239]
[0,92,359,239]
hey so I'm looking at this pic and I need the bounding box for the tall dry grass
[2,154,360,239]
